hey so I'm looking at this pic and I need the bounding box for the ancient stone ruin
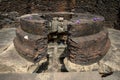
[13,12,111,72]
[0,0,120,80]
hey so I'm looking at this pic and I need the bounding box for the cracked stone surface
[100,29,120,71]
[0,28,16,53]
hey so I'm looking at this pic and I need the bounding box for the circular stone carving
[14,27,48,63]
[20,14,49,35]
[67,28,110,65]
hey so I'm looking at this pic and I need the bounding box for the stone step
[0,71,120,80]
[0,71,102,80]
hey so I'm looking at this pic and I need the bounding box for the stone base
[64,58,99,72]
[0,28,47,73]
[64,58,112,74]
[64,29,120,73]
[0,43,47,73]
[0,28,120,73]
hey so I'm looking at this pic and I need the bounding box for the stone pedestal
[0,28,47,73]
[0,43,47,73]
[0,28,120,73]
[64,29,120,73]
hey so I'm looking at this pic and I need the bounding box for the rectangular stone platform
[0,71,120,80]
[0,71,102,80]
